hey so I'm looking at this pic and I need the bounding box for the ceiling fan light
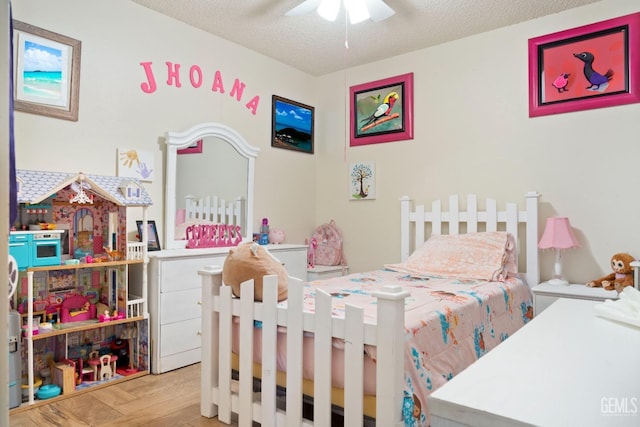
[317,0,340,22]
[365,0,395,21]
[345,0,369,24]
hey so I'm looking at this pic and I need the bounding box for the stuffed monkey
[586,253,635,293]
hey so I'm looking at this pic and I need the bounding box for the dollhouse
[10,169,153,408]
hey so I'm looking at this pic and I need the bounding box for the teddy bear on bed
[586,253,636,293]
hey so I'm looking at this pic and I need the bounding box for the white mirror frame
[164,122,259,250]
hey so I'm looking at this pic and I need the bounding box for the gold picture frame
[12,20,81,121]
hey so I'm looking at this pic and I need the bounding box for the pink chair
[77,357,95,383]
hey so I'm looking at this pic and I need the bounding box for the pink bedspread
[300,269,533,426]
[233,269,533,426]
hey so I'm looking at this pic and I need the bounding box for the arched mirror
[164,123,259,250]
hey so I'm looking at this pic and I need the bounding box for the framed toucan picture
[350,72,414,146]
[528,12,640,117]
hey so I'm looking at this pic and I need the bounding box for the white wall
[315,0,640,284]
[11,0,640,286]
[11,0,317,246]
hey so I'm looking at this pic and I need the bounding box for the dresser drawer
[160,256,224,292]
[158,348,201,374]
[159,317,201,358]
[160,288,202,324]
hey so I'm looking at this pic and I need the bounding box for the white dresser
[148,243,307,374]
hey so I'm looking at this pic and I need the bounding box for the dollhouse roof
[16,169,153,206]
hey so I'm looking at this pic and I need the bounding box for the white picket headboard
[399,192,540,287]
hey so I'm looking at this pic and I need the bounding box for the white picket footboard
[199,266,409,427]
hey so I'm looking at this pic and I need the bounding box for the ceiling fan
[286,0,395,24]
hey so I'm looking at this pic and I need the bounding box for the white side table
[531,282,618,316]
[307,265,349,281]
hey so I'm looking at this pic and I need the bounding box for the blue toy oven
[30,231,63,267]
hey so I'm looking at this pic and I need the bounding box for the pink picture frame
[528,12,640,118]
[177,139,203,154]
[350,72,414,146]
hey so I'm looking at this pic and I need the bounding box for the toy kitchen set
[9,208,65,270]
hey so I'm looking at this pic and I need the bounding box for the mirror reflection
[175,137,248,217]
[164,123,259,250]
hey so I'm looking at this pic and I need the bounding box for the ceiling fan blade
[364,0,395,21]
[285,0,323,17]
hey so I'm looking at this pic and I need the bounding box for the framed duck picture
[528,12,640,117]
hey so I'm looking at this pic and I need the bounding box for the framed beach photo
[350,73,414,146]
[271,95,315,154]
[12,20,81,121]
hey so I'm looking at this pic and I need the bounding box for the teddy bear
[586,253,636,293]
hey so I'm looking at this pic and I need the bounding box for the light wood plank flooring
[9,363,231,427]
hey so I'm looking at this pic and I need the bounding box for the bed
[199,191,541,426]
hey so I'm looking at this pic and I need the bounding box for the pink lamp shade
[538,217,579,286]
[538,217,580,250]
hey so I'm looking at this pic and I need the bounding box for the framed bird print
[350,72,414,146]
[528,12,640,118]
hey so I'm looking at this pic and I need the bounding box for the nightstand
[531,282,618,316]
[307,265,349,281]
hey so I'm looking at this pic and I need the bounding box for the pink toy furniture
[99,311,125,322]
[59,295,96,323]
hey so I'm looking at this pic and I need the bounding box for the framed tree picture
[349,161,376,200]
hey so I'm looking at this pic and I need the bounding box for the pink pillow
[386,232,517,282]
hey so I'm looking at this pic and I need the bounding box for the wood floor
[9,363,232,427]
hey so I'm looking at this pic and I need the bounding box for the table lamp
[538,217,580,285]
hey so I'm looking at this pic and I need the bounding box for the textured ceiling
[130,0,602,76]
